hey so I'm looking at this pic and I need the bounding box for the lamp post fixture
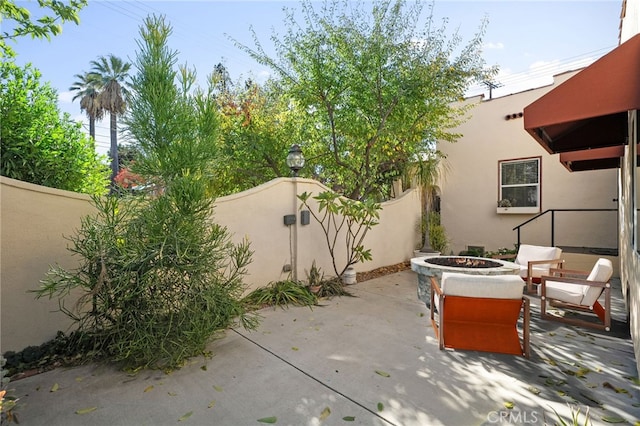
[286,144,305,177]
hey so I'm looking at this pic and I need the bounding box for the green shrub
[34,16,258,371]
[1,355,19,424]
[243,280,317,309]
[37,195,257,370]
[421,211,449,253]
[314,277,354,299]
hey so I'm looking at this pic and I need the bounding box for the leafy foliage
[298,190,380,276]
[422,211,448,253]
[0,0,87,57]
[214,79,309,195]
[242,280,318,309]
[35,15,257,370]
[0,61,109,194]
[0,355,19,424]
[235,0,495,200]
[313,277,354,299]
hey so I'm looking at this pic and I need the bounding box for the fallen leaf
[377,402,384,412]
[291,347,299,351]
[601,416,626,423]
[200,365,207,371]
[579,392,602,406]
[213,385,223,392]
[143,385,154,393]
[343,416,355,421]
[504,401,514,409]
[208,400,216,409]
[375,370,390,378]
[257,416,277,423]
[527,386,541,395]
[75,407,97,415]
[50,383,59,392]
[319,407,331,421]
[178,411,193,422]
[627,376,640,386]
[168,392,178,396]
[576,367,591,378]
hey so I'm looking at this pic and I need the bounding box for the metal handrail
[513,208,618,248]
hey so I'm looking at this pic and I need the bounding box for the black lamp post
[286,144,305,177]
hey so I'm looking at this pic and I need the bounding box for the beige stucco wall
[1,177,97,353]
[438,74,619,271]
[1,177,421,352]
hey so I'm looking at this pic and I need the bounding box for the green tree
[234,0,496,200]
[0,61,109,194]
[215,78,308,195]
[36,15,257,370]
[90,54,131,190]
[0,0,87,57]
[69,71,103,141]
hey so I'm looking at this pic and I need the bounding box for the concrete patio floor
[9,270,640,425]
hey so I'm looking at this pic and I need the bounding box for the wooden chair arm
[430,276,443,296]
[547,267,589,278]
[527,258,564,266]
[540,275,610,289]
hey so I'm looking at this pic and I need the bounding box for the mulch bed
[356,261,410,282]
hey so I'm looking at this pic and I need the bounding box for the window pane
[501,160,539,185]
[501,186,538,207]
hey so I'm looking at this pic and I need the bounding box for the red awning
[523,33,640,171]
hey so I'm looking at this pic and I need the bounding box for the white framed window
[497,157,541,214]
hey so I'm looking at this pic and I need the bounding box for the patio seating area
[10,269,640,425]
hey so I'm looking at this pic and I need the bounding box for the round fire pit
[424,256,503,269]
[411,255,520,307]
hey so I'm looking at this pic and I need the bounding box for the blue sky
[11,1,623,154]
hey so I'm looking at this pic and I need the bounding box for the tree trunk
[89,117,95,141]
[109,112,119,193]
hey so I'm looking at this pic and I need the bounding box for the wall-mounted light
[286,144,305,177]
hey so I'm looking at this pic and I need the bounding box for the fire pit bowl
[411,255,520,307]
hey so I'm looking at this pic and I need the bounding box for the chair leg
[522,297,530,359]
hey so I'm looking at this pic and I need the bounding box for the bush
[421,211,449,253]
[243,280,317,309]
[37,194,257,370]
[0,61,109,195]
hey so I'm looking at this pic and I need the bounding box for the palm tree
[90,54,131,191]
[69,72,104,141]
[406,151,449,254]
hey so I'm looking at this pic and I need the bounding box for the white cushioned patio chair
[493,244,564,294]
[538,258,613,331]
[430,272,530,358]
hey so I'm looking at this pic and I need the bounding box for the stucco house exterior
[437,75,619,269]
[440,0,640,372]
